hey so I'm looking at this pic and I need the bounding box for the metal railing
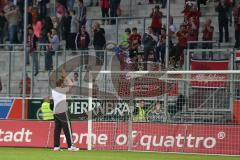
[0,42,239,97]
[0,43,116,97]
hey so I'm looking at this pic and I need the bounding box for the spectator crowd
[0,0,239,73]
[119,0,240,69]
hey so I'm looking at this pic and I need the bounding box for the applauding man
[52,68,79,151]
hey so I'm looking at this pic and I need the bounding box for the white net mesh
[88,71,240,155]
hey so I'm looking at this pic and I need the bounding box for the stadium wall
[0,120,240,155]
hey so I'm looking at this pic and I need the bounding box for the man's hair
[74,72,78,76]
[56,79,64,87]
[132,27,137,31]
[125,28,131,33]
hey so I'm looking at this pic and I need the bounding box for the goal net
[87,70,240,155]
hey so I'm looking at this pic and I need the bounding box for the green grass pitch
[0,147,239,160]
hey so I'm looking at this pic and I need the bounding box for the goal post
[87,70,240,155]
[88,72,93,151]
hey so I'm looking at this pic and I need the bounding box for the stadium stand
[0,0,236,93]
[0,0,239,124]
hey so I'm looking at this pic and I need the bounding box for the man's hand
[61,68,67,79]
[61,68,73,88]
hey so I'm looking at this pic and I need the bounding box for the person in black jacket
[0,11,6,45]
[76,0,87,27]
[110,0,121,24]
[27,6,33,27]
[216,0,229,43]
[36,0,49,19]
[61,11,71,49]
[234,2,240,48]
[26,27,39,76]
[0,77,2,93]
[93,22,106,65]
[142,26,157,70]
[40,16,53,44]
[75,26,90,67]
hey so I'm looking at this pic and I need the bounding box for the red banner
[0,120,240,155]
[118,77,178,97]
[191,60,229,88]
[0,121,49,147]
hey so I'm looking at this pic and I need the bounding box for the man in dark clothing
[36,0,49,19]
[93,22,106,65]
[46,28,60,71]
[0,77,2,93]
[156,28,167,65]
[75,26,90,66]
[68,10,79,51]
[26,27,39,76]
[76,0,87,27]
[216,0,229,43]
[41,16,53,42]
[27,6,33,26]
[160,0,167,8]
[17,0,26,42]
[234,2,240,48]
[67,0,75,10]
[142,26,157,70]
[0,11,6,44]
[75,26,90,50]
[110,0,121,24]
[61,11,71,49]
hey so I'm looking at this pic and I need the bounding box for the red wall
[0,120,239,155]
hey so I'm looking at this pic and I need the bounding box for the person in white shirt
[52,69,79,151]
[142,26,158,70]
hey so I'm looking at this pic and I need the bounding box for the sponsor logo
[60,131,225,150]
[0,128,32,143]
[139,133,222,150]
[69,101,131,116]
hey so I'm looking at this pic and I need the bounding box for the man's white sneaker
[68,146,79,151]
[53,147,63,151]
